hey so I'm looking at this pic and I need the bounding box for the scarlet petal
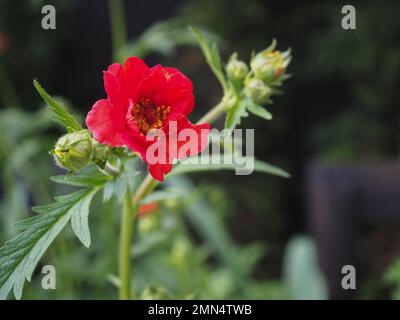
[138,66,194,116]
[148,163,173,182]
[104,63,127,108]
[123,57,149,102]
[165,114,211,159]
[86,99,125,146]
[122,131,174,182]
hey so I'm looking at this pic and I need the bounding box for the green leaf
[139,190,181,204]
[102,159,140,202]
[70,191,96,248]
[245,99,273,121]
[51,165,112,187]
[170,155,290,178]
[224,99,248,130]
[189,26,228,93]
[0,187,99,299]
[33,80,82,133]
[283,236,328,300]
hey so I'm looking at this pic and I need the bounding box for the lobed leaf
[0,188,99,299]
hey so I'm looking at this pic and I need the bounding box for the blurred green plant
[384,258,400,299]
[283,236,327,300]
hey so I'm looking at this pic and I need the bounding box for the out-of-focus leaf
[167,176,246,291]
[132,231,169,259]
[245,98,273,121]
[102,160,140,202]
[283,236,328,300]
[140,190,181,205]
[0,109,53,145]
[120,19,221,59]
[9,138,48,171]
[170,155,290,178]
[190,26,228,93]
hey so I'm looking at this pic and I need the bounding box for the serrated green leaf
[224,99,248,130]
[33,80,82,133]
[189,26,228,93]
[170,155,290,178]
[51,165,112,187]
[0,187,100,299]
[245,99,273,121]
[139,190,181,204]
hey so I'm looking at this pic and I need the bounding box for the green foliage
[0,108,56,240]
[224,99,248,130]
[245,98,273,121]
[190,28,288,131]
[170,154,290,178]
[102,159,140,202]
[190,26,228,93]
[140,190,182,205]
[120,20,221,60]
[0,166,110,299]
[283,236,328,300]
[33,80,82,133]
[384,258,400,299]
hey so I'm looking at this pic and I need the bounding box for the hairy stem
[118,186,135,299]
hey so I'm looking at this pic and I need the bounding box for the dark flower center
[130,97,170,135]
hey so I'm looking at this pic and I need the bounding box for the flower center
[129,97,170,135]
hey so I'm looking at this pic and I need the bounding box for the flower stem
[196,99,226,125]
[118,186,135,300]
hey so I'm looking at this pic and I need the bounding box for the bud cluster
[225,40,291,105]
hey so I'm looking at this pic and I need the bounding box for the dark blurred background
[1,0,400,299]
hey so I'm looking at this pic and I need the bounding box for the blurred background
[1,0,400,299]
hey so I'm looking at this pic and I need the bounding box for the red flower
[86,57,211,182]
[138,201,160,218]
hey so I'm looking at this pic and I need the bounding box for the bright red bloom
[86,57,211,182]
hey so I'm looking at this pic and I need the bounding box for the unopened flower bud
[244,78,272,104]
[250,41,291,83]
[53,130,93,172]
[226,53,249,82]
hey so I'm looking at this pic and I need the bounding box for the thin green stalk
[196,99,226,125]
[118,186,135,299]
[108,0,127,63]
